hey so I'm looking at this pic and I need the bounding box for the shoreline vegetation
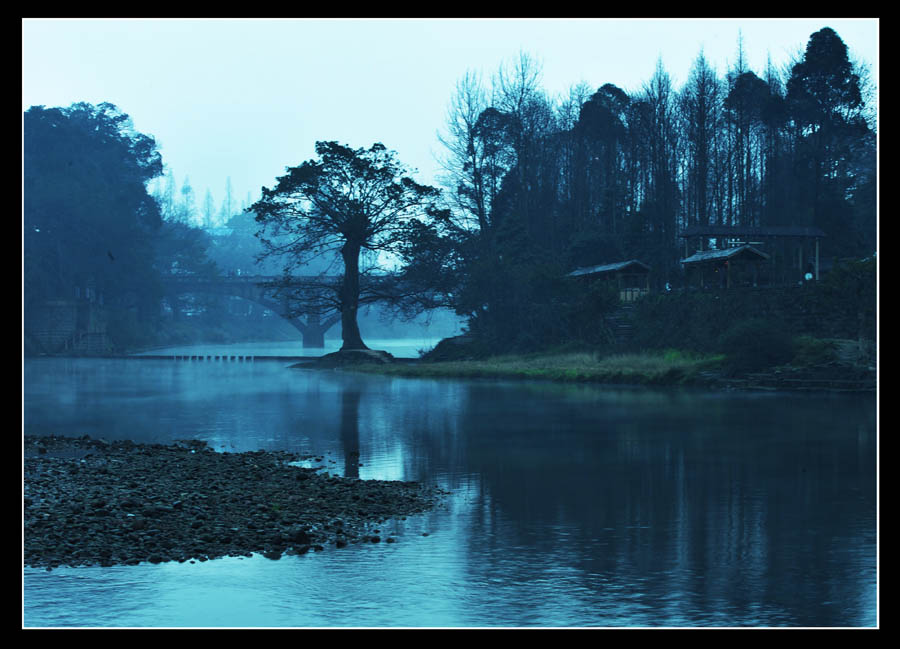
[339,341,876,393]
[348,350,724,385]
[27,336,877,393]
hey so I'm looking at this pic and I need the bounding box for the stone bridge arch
[162,275,342,348]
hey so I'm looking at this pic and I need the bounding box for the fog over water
[23,355,877,627]
[134,338,445,360]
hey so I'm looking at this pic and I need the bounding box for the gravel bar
[24,435,445,569]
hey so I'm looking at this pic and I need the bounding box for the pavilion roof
[680,225,826,239]
[568,259,651,278]
[681,245,770,265]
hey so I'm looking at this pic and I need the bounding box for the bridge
[162,274,343,347]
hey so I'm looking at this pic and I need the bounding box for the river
[22,342,878,627]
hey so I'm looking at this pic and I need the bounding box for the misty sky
[22,18,879,221]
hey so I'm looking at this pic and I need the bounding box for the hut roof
[680,225,826,239]
[681,245,770,266]
[568,259,651,278]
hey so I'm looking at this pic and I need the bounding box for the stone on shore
[24,435,444,569]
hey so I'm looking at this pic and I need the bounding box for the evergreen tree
[177,176,197,225]
[219,176,236,224]
[679,51,722,229]
[202,189,216,229]
[786,27,872,256]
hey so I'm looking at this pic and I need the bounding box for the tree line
[392,27,875,352]
[23,27,876,355]
[22,101,248,351]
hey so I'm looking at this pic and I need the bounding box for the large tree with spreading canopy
[250,141,444,351]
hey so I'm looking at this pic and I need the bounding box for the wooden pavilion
[568,260,651,302]
[681,245,770,289]
[679,225,826,285]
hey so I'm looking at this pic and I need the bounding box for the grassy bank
[347,349,726,386]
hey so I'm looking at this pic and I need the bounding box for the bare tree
[679,51,723,228]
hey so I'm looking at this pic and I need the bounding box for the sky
[22,18,879,223]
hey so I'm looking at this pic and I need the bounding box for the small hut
[568,260,651,302]
[680,225,825,284]
[681,245,770,289]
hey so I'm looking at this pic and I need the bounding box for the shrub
[662,348,685,363]
[717,318,795,375]
[791,336,838,367]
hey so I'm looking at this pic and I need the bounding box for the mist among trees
[23,27,876,355]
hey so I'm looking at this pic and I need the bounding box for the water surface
[22,350,878,627]
[134,338,440,359]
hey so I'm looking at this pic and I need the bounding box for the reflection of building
[680,225,826,286]
[568,260,651,302]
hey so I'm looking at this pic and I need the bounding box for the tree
[154,219,220,321]
[202,189,216,229]
[633,59,681,284]
[758,56,791,227]
[492,51,560,242]
[786,27,872,255]
[416,28,876,356]
[572,83,630,240]
[219,176,236,225]
[206,209,283,276]
[787,27,862,134]
[151,169,179,222]
[170,176,197,225]
[680,52,722,228]
[250,141,443,351]
[24,102,164,318]
[725,70,771,226]
[436,69,498,235]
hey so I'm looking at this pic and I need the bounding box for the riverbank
[345,350,724,385]
[24,435,446,570]
[342,349,876,392]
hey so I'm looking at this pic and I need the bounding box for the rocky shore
[24,435,445,570]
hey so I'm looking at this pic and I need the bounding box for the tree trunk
[339,241,368,350]
[340,389,362,479]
